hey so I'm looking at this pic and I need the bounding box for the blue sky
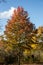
[0,0,43,34]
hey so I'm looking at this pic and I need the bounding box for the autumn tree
[31,26,43,45]
[4,7,35,65]
[30,26,43,63]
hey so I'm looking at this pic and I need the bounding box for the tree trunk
[18,53,20,65]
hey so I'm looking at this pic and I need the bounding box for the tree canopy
[0,7,43,64]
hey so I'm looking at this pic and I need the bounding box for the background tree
[30,26,43,63]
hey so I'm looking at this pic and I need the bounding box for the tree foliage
[0,7,43,64]
[3,7,35,64]
[4,7,35,50]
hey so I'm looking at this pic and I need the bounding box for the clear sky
[0,0,43,34]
